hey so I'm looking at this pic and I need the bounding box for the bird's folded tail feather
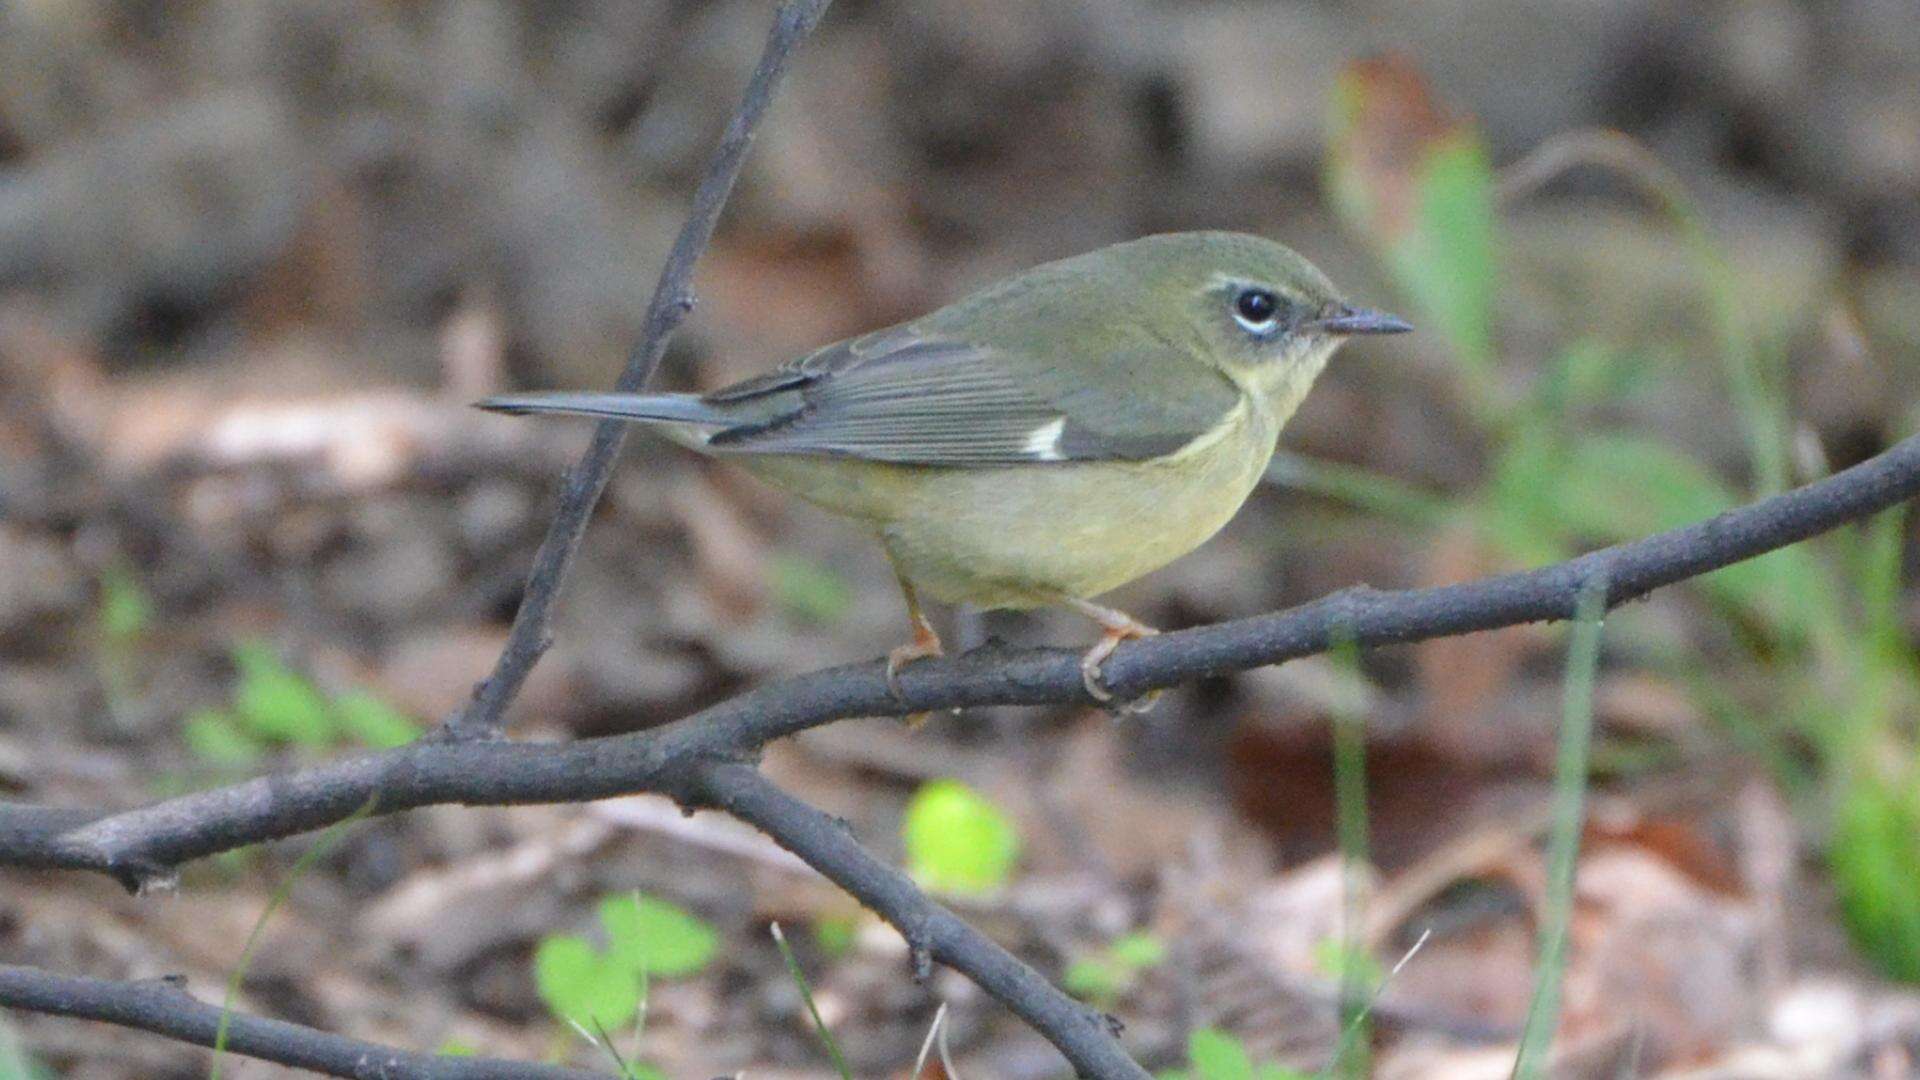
[474,391,731,427]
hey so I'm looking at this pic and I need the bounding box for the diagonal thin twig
[448,0,834,741]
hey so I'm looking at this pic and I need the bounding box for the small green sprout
[902,779,1021,896]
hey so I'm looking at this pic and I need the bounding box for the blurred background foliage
[2,1,1918,1076]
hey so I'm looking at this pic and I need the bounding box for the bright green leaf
[435,1040,477,1057]
[1062,958,1123,1003]
[182,709,266,768]
[598,893,719,978]
[1110,932,1166,970]
[230,643,335,746]
[1391,135,1498,373]
[1187,1028,1254,1080]
[332,691,421,749]
[902,779,1021,896]
[533,934,641,1031]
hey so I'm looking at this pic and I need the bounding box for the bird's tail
[474,391,731,428]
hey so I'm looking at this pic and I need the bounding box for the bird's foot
[886,622,945,728]
[1073,605,1161,714]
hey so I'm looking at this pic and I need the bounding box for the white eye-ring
[1231,287,1286,336]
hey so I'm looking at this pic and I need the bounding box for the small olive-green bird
[479,232,1408,702]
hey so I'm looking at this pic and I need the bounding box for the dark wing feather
[702,326,1221,465]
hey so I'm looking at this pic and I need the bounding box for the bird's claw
[886,635,944,727]
[1077,622,1160,715]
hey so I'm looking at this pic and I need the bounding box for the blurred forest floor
[4,1,1920,1077]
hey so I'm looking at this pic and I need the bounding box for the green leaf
[230,642,335,746]
[1187,1028,1255,1080]
[1108,932,1166,971]
[332,691,422,749]
[598,893,718,978]
[902,779,1021,896]
[434,1041,477,1057]
[1391,134,1498,373]
[1062,958,1123,1003]
[533,934,641,1030]
[1065,932,1164,1004]
[182,709,266,768]
[766,553,855,625]
[1325,54,1497,384]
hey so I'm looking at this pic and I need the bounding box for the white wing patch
[1022,417,1066,461]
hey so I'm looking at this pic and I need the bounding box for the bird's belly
[879,414,1276,609]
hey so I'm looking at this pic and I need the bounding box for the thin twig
[0,965,605,1080]
[446,0,834,741]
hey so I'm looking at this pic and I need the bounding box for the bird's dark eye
[1232,288,1284,334]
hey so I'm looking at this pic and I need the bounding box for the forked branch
[5,0,1919,1072]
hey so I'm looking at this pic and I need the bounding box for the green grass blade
[210,795,378,1080]
[770,921,852,1079]
[1511,577,1607,1079]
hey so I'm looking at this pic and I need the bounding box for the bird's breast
[874,394,1280,608]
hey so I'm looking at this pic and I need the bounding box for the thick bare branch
[11,433,1916,883]
[0,965,606,1080]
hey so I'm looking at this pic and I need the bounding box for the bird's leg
[884,562,944,724]
[1068,598,1160,711]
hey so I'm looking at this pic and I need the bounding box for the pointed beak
[1312,305,1413,336]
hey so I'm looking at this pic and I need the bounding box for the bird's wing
[700,325,1236,466]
